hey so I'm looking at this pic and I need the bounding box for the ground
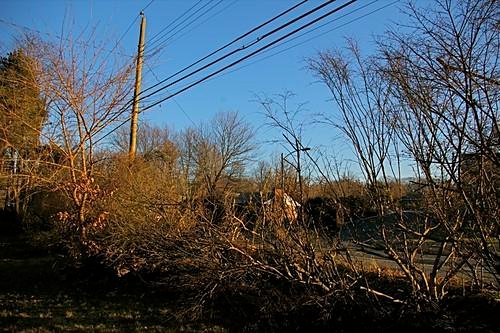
[0,229,499,332]
[0,234,218,332]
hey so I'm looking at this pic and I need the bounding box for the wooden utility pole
[129,11,146,162]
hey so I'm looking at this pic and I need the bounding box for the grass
[1,292,182,332]
[1,227,499,332]
[0,233,227,332]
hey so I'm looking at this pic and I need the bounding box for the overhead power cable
[145,62,196,125]
[141,0,357,112]
[136,0,337,106]
[94,0,357,145]
[211,0,399,81]
[105,15,139,60]
[166,0,239,48]
[91,0,312,142]
[146,0,222,55]
[147,0,204,46]
[157,0,225,45]
[99,0,312,127]
[142,0,156,12]
[96,10,144,75]
[140,0,307,102]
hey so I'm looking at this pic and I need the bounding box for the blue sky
[2,0,411,176]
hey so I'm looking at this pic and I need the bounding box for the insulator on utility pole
[129,12,146,163]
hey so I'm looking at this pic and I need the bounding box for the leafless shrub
[0,28,135,255]
[380,0,499,287]
[309,0,499,309]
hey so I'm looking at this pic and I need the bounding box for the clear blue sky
[2,0,412,176]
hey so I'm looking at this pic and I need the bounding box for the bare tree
[309,0,499,306]
[257,92,312,213]
[252,160,274,193]
[111,121,176,163]
[380,0,499,287]
[309,40,400,216]
[181,111,256,198]
[21,29,134,249]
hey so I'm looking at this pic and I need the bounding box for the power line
[95,0,313,134]
[145,62,196,126]
[142,0,156,12]
[162,0,239,51]
[95,0,358,145]
[141,0,307,99]
[210,0,400,81]
[106,0,155,62]
[146,0,219,54]
[142,0,357,112]
[98,12,141,71]
[110,15,141,57]
[144,1,239,64]
[155,0,225,47]
[147,0,204,46]
[136,0,337,107]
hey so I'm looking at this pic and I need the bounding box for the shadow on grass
[1,229,499,332]
[0,231,224,332]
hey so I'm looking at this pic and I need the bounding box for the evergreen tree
[0,49,46,155]
[0,48,46,214]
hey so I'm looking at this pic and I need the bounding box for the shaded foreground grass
[0,235,223,332]
[1,231,499,332]
[0,291,198,332]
